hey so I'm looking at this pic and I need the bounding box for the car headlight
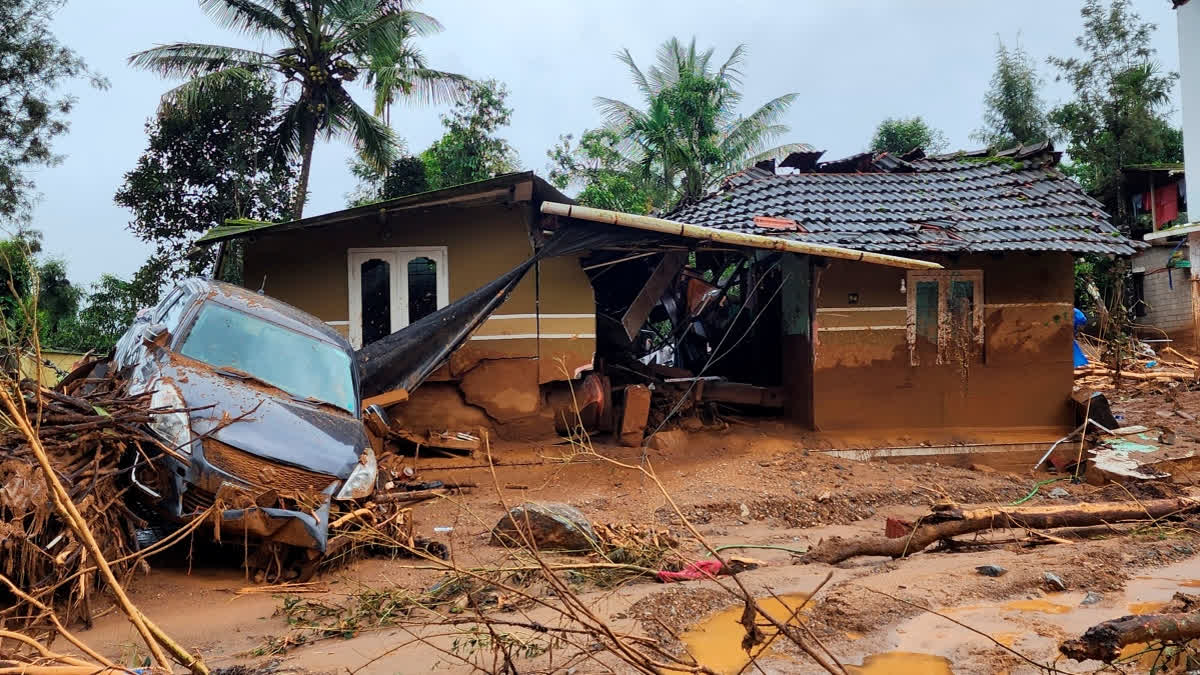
[148,384,192,453]
[336,447,377,501]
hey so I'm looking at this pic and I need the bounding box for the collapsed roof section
[669,141,1138,256]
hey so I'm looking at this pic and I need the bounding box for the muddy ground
[69,381,1200,674]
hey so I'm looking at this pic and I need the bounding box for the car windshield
[179,302,356,414]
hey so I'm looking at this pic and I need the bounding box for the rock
[739,503,751,519]
[970,463,997,473]
[976,565,1008,577]
[1081,591,1103,606]
[647,430,687,452]
[816,490,832,502]
[1047,487,1070,499]
[679,416,704,432]
[1175,545,1195,555]
[1043,572,1068,592]
[490,502,597,551]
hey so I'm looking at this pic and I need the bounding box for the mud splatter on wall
[811,252,1074,432]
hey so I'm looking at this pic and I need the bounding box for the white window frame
[906,269,984,366]
[348,246,449,349]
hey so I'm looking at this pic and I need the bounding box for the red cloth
[657,559,725,583]
[1155,184,1180,228]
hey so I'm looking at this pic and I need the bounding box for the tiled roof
[668,144,1137,256]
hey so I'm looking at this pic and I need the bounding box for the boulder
[491,502,598,552]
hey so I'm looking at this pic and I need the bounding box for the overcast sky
[34,0,1183,286]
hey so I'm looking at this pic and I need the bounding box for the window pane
[157,289,188,332]
[914,280,939,344]
[407,256,438,323]
[950,280,976,362]
[361,258,391,344]
[950,281,975,336]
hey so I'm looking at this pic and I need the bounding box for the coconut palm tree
[130,0,470,218]
[596,37,802,209]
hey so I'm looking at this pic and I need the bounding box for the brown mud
[50,381,1200,674]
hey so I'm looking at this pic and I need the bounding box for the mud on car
[99,278,376,563]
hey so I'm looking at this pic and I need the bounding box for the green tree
[547,129,650,214]
[71,274,146,351]
[0,0,107,222]
[972,38,1050,149]
[115,75,296,303]
[129,0,466,217]
[869,116,949,155]
[1049,0,1181,231]
[596,38,800,209]
[421,79,519,190]
[346,146,429,206]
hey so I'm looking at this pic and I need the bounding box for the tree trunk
[802,498,1200,565]
[1062,597,1200,663]
[293,121,317,219]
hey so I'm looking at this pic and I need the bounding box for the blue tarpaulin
[1073,308,1089,367]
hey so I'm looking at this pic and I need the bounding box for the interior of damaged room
[11,1,1200,674]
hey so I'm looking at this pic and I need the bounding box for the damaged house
[198,143,1135,459]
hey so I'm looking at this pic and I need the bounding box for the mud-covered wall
[241,202,595,386]
[812,252,1075,433]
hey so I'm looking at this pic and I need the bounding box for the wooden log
[802,498,1200,565]
[1061,609,1200,663]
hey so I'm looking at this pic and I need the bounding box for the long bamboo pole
[540,201,943,271]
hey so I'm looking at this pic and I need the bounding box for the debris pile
[1075,334,1199,388]
[1,371,181,628]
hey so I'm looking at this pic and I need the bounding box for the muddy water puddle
[682,594,952,674]
[680,593,810,674]
[873,557,1200,672]
[846,651,953,674]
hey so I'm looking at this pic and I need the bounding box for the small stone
[1043,572,1068,592]
[976,565,1008,577]
[1081,591,1103,606]
[816,490,832,502]
[1047,487,1070,499]
[739,503,751,519]
[1175,545,1195,555]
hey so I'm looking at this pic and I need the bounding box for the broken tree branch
[1061,607,1200,663]
[803,498,1200,565]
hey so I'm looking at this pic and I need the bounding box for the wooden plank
[621,252,687,341]
[363,388,409,408]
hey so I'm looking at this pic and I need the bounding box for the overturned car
[105,278,375,552]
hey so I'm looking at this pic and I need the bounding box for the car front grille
[181,486,216,515]
[202,439,335,494]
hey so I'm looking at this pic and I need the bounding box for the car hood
[161,360,367,479]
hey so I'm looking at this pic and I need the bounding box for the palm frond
[198,0,291,38]
[615,48,655,100]
[128,43,271,78]
[274,97,307,161]
[159,67,258,112]
[371,64,472,113]
[594,96,648,129]
[716,43,747,89]
[331,98,398,170]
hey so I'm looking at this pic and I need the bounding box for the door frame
[347,246,449,348]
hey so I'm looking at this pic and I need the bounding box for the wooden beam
[621,252,686,341]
